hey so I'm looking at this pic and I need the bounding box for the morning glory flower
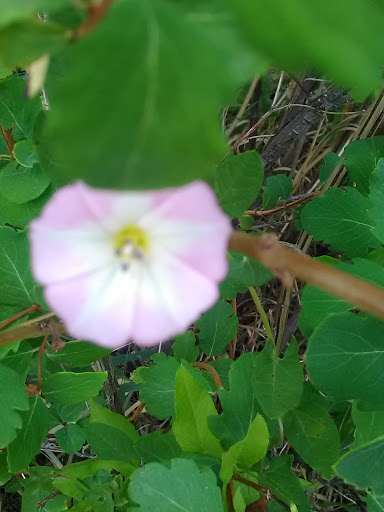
[29,181,232,347]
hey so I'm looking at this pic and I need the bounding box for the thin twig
[191,362,224,388]
[0,304,40,330]
[245,193,319,217]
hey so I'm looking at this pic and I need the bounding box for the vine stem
[248,286,273,341]
[229,231,384,321]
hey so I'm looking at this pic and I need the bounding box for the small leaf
[13,139,39,167]
[85,422,136,462]
[352,402,384,448]
[195,299,238,357]
[43,371,107,405]
[215,151,264,218]
[283,385,340,479]
[173,331,199,362]
[0,161,50,204]
[46,340,111,367]
[319,152,341,185]
[262,174,292,209]
[7,396,49,472]
[254,340,303,419]
[129,458,223,512]
[134,432,182,463]
[55,423,86,454]
[306,312,384,409]
[335,437,384,494]
[173,366,222,458]
[0,184,53,227]
[344,136,384,195]
[301,187,380,257]
[0,341,34,378]
[89,399,139,442]
[220,250,273,300]
[0,451,11,486]
[0,362,28,447]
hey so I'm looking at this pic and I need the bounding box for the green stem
[248,286,273,341]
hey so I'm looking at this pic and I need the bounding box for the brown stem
[0,320,64,348]
[229,231,384,321]
[37,335,48,391]
[37,489,61,509]
[0,304,40,330]
[73,0,115,39]
[130,402,146,425]
[191,362,224,388]
[0,124,15,157]
[232,474,274,499]
[245,192,319,216]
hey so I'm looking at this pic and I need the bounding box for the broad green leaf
[220,250,273,300]
[208,352,261,448]
[0,20,67,68]
[226,0,384,97]
[369,158,384,243]
[368,493,384,512]
[89,399,139,442]
[215,151,264,218]
[173,331,199,362]
[259,455,311,512]
[0,161,50,203]
[7,396,49,472]
[262,174,292,209]
[42,0,232,189]
[352,402,384,448]
[301,187,380,257]
[0,341,33,378]
[0,227,38,308]
[283,385,340,479]
[43,371,107,405]
[344,136,384,195]
[0,451,11,486]
[196,299,238,357]
[319,152,341,185]
[85,423,136,462]
[129,458,223,512]
[204,358,233,391]
[306,312,384,409]
[134,432,182,463]
[13,139,39,167]
[50,402,86,424]
[173,366,222,458]
[0,184,53,227]
[0,362,28,447]
[0,75,41,141]
[0,0,70,27]
[335,437,384,494]
[55,423,86,454]
[299,257,384,336]
[254,340,303,419]
[46,341,111,367]
[21,468,69,512]
[220,414,269,488]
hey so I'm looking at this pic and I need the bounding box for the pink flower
[29,181,232,347]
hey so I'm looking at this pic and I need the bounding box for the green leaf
[0,0,70,28]
[238,214,254,230]
[0,362,28,447]
[369,158,384,244]
[85,423,136,462]
[259,455,311,512]
[196,299,238,357]
[227,0,384,97]
[262,174,292,209]
[134,432,182,463]
[208,352,261,448]
[283,385,340,479]
[0,161,50,203]
[0,184,53,227]
[344,136,384,195]
[129,458,223,512]
[335,437,384,494]
[55,423,86,454]
[0,451,11,486]
[0,342,33,379]
[42,0,231,189]
[46,341,111,367]
[173,366,222,458]
[220,250,273,300]
[301,187,380,257]
[0,227,39,309]
[0,75,41,141]
[319,152,341,185]
[254,340,303,419]
[7,396,49,472]
[306,312,384,409]
[13,139,39,167]
[173,331,199,362]
[89,399,139,443]
[352,402,384,448]
[220,414,269,488]
[0,20,67,68]
[215,151,264,218]
[43,371,107,405]
[299,257,384,336]
[368,493,384,512]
